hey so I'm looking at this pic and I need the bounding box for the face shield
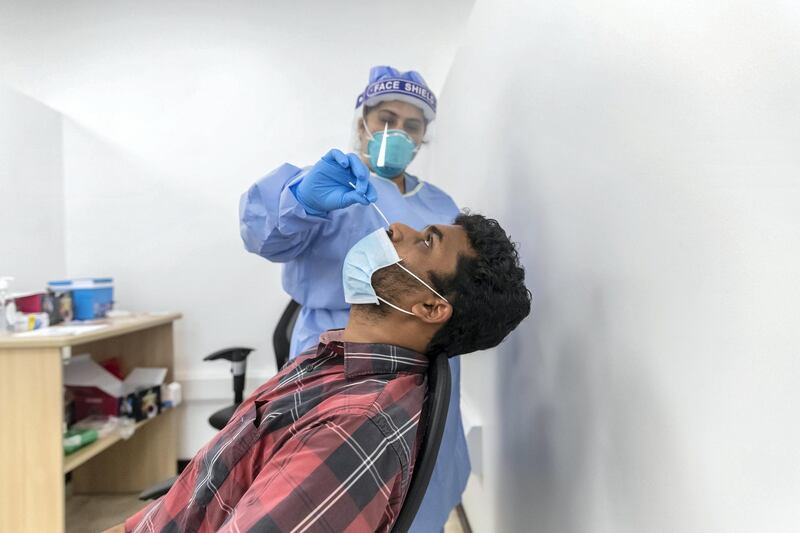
[350,67,437,179]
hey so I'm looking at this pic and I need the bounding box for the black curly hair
[425,212,531,357]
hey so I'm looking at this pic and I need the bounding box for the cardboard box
[63,354,167,422]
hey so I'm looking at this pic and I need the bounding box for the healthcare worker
[240,66,469,531]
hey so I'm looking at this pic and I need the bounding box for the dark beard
[367,264,422,315]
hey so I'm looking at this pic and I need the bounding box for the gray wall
[0,86,65,292]
[432,1,800,531]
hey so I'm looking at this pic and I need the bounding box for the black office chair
[272,298,301,372]
[204,346,254,430]
[390,353,451,532]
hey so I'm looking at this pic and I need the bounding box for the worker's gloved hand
[293,149,378,216]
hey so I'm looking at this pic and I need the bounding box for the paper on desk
[14,324,108,337]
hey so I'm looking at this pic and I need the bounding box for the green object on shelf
[63,428,98,455]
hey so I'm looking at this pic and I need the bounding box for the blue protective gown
[240,163,470,532]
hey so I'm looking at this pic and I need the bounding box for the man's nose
[387,223,420,243]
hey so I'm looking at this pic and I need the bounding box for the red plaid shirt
[126,330,429,533]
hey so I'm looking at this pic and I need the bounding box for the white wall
[432,0,800,531]
[0,86,66,293]
[0,0,474,456]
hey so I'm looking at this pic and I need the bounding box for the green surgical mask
[362,120,419,178]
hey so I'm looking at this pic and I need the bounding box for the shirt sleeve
[239,163,330,263]
[124,498,158,533]
[216,416,408,533]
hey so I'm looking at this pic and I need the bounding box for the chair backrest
[272,299,301,371]
[391,353,452,533]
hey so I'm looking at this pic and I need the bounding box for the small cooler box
[48,278,114,320]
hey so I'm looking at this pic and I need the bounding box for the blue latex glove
[293,149,378,216]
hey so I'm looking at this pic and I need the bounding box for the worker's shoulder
[260,161,304,181]
[410,177,459,207]
[415,178,450,196]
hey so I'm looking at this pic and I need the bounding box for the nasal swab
[349,181,391,227]
[370,203,391,227]
[376,122,388,167]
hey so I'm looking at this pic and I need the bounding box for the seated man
[115,213,531,533]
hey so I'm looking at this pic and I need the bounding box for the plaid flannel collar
[317,330,429,378]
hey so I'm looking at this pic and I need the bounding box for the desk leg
[0,347,64,533]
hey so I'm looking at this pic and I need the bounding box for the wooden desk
[0,313,182,533]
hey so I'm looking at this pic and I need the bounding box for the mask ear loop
[375,267,448,316]
[361,117,375,141]
[395,263,449,303]
[376,296,415,316]
[361,118,390,168]
[360,118,374,160]
[371,255,450,316]
[361,118,421,161]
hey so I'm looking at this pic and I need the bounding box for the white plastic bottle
[0,277,17,334]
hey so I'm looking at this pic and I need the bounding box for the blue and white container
[48,278,114,320]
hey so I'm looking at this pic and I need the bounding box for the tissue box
[63,354,167,422]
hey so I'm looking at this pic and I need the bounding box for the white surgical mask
[342,228,448,316]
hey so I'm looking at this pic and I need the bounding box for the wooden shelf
[0,312,182,349]
[64,417,154,474]
[1,311,179,532]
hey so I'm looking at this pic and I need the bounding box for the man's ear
[410,298,452,325]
